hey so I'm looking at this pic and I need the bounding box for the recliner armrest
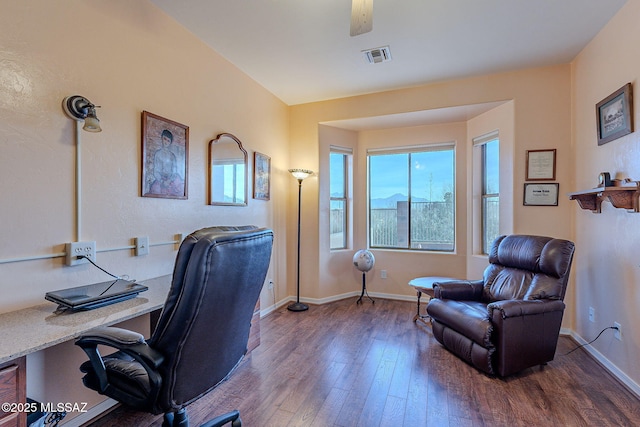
[433,279,483,300]
[488,299,565,319]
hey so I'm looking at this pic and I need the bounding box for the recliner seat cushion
[426,299,492,347]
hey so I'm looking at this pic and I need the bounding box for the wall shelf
[568,182,640,213]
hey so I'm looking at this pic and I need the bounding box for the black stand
[356,271,374,304]
[288,178,309,312]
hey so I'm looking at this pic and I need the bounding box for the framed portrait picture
[526,149,556,181]
[596,83,633,146]
[253,151,271,200]
[141,111,189,199]
[523,183,559,206]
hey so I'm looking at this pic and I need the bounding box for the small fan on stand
[353,249,375,304]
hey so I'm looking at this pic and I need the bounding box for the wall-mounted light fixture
[62,95,103,241]
[62,95,102,132]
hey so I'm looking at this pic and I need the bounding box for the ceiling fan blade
[350,0,373,36]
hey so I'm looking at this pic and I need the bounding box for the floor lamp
[288,168,313,312]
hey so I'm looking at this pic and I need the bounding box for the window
[480,136,499,254]
[330,147,351,250]
[368,144,455,251]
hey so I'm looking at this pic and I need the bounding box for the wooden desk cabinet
[0,357,26,427]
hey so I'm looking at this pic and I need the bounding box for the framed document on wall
[526,149,556,181]
[523,183,559,206]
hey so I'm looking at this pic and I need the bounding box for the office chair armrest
[76,326,164,395]
[76,326,165,368]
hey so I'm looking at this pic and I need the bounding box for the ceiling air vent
[362,46,392,64]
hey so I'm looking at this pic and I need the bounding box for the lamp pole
[288,169,313,312]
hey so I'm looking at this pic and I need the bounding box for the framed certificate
[523,183,559,206]
[526,149,556,181]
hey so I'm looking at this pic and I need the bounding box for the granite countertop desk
[0,275,171,365]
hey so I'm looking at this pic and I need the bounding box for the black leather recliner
[426,234,575,377]
[75,226,273,427]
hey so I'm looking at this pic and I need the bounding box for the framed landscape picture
[141,111,189,199]
[253,151,271,200]
[596,83,633,146]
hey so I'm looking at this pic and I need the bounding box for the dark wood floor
[86,298,640,427]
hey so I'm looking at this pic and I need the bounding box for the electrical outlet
[614,322,622,340]
[135,236,149,256]
[65,241,96,266]
[589,307,595,323]
[268,280,274,290]
[381,270,387,279]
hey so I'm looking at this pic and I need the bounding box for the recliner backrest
[147,226,273,413]
[482,235,574,303]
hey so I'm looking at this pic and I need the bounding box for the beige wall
[291,64,573,304]
[0,0,290,419]
[572,0,640,389]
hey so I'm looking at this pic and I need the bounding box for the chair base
[163,408,242,427]
[163,409,189,427]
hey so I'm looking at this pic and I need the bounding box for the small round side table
[408,276,456,324]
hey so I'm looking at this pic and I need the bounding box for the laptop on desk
[45,279,148,312]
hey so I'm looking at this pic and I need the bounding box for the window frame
[329,146,352,250]
[367,143,456,252]
[475,132,499,255]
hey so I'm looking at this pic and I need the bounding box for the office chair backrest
[148,226,273,411]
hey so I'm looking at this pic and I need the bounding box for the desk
[0,275,171,365]
[408,276,456,324]
[0,276,170,427]
[0,273,262,426]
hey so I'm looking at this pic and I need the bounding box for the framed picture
[523,183,559,206]
[526,149,556,181]
[141,111,189,199]
[253,151,271,200]
[596,83,633,146]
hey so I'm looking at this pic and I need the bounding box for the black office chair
[75,226,273,427]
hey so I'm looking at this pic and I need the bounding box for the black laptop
[45,279,148,312]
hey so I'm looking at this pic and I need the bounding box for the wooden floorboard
[85,298,640,427]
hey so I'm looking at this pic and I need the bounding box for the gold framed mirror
[208,133,248,206]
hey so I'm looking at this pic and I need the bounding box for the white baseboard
[260,291,416,317]
[565,329,640,398]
